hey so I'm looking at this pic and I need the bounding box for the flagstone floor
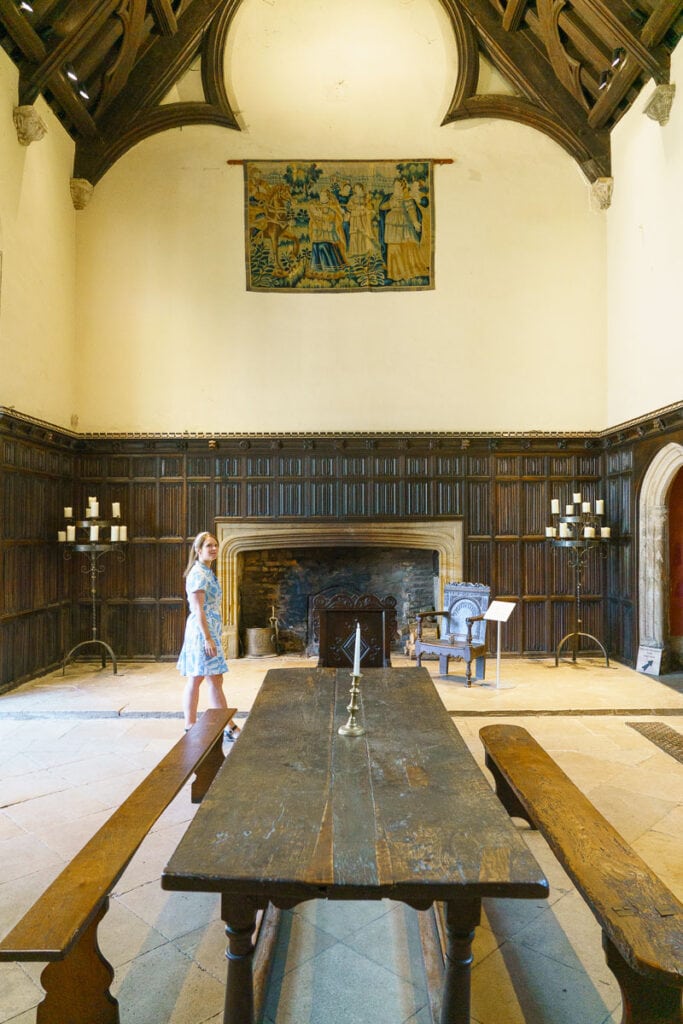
[1,653,682,1024]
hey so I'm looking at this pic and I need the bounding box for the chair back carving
[444,582,490,645]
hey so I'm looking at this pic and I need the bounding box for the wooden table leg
[222,896,258,1024]
[439,897,481,1024]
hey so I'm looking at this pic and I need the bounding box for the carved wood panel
[495,481,520,536]
[310,482,335,516]
[523,599,549,653]
[246,483,272,517]
[522,481,547,537]
[523,541,548,596]
[436,480,461,516]
[128,602,159,657]
[159,481,184,537]
[468,481,490,535]
[160,602,185,659]
[467,539,491,586]
[339,482,368,517]
[160,543,185,600]
[187,481,215,534]
[496,540,520,595]
[278,482,304,517]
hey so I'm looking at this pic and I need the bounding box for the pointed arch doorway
[638,441,683,672]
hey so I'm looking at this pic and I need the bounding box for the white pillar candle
[90,501,99,518]
[85,507,92,518]
[596,499,605,515]
[601,526,611,538]
[110,525,120,542]
[572,492,582,503]
[551,499,560,514]
[559,523,570,538]
[58,530,67,542]
[88,496,96,504]
[581,501,591,513]
[584,526,595,538]
[565,504,574,515]
[66,525,76,542]
[90,525,99,542]
[119,525,128,541]
[545,526,556,537]
[353,622,361,676]
[64,506,73,518]
[112,502,121,518]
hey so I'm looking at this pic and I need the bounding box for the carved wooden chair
[415,582,490,686]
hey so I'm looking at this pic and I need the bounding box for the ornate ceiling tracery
[0,0,680,189]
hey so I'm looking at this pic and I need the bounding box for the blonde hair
[183,531,217,577]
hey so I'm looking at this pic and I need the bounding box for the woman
[177,532,239,738]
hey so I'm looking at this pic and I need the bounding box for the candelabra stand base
[555,631,609,669]
[62,639,118,676]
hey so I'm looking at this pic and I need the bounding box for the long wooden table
[162,667,548,1024]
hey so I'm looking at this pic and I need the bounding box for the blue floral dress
[177,562,229,676]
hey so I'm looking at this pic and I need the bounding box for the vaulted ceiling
[1,0,681,189]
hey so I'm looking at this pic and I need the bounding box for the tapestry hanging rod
[225,158,454,165]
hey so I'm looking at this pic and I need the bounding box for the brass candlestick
[338,673,365,736]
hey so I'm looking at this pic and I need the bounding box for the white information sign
[484,601,517,688]
[484,601,516,624]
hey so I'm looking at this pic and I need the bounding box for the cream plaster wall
[0,49,77,430]
[607,43,683,427]
[73,0,607,435]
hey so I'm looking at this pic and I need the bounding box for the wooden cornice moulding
[1,403,681,455]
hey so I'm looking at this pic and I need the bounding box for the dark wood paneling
[187,480,215,534]
[495,481,520,536]
[310,481,335,517]
[468,481,491,535]
[523,541,547,596]
[523,599,549,653]
[2,405,682,690]
[159,481,184,537]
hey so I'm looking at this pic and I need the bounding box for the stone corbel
[643,83,676,126]
[70,178,94,210]
[591,177,613,212]
[13,105,47,146]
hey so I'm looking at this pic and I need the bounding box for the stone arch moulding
[215,519,463,658]
[637,441,683,670]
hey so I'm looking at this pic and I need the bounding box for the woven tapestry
[244,160,434,292]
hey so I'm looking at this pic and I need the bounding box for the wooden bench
[0,708,235,1024]
[479,724,683,1024]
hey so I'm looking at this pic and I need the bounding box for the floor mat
[627,720,683,763]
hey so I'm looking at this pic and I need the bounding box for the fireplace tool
[269,607,280,654]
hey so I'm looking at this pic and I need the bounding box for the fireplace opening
[238,546,438,655]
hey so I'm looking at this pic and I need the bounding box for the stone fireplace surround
[216,519,463,658]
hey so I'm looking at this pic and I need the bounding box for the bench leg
[483,753,535,828]
[439,654,450,676]
[191,732,226,803]
[38,901,118,1024]
[222,896,259,1024]
[603,934,682,1024]
[439,897,481,1024]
